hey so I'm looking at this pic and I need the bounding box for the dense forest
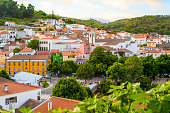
[0,0,169,35]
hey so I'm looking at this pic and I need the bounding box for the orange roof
[118,49,133,54]
[51,49,60,53]
[55,42,79,44]
[33,96,81,113]
[162,50,170,54]
[61,51,75,56]
[0,52,11,55]
[0,82,41,96]
[6,21,15,23]
[19,48,34,52]
[144,50,161,53]
[1,31,9,34]
[7,55,50,60]
[147,42,156,43]
[145,46,155,48]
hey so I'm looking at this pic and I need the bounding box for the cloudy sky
[15,0,170,22]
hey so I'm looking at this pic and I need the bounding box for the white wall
[0,89,41,111]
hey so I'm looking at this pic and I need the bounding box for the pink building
[79,43,94,59]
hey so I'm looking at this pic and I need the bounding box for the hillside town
[0,18,170,113]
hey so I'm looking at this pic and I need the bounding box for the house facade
[5,55,51,76]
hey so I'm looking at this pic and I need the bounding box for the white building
[143,49,164,58]
[39,35,82,51]
[24,29,36,37]
[0,31,10,43]
[66,24,86,31]
[44,19,57,25]
[16,31,26,38]
[0,77,41,111]
[5,21,16,27]
[13,72,42,86]
[117,31,132,38]
[146,37,162,44]
[95,38,138,55]
[132,34,147,45]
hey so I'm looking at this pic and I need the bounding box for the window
[42,67,44,71]
[13,62,15,66]
[37,62,39,66]
[18,62,20,66]
[32,62,34,66]
[5,97,17,105]
[37,67,39,71]
[18,67,21,71]
[25,62,27,66]
[42,62,44,66]
[25,67,28,71]
[8,62,10,66]
[32,67,34,71]
[13,67,16,71]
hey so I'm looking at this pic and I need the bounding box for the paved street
[41,77,58,100]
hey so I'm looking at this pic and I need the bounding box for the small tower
[89,30,95,44]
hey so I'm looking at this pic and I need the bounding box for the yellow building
[5,55,51,76]
[147,42,156,47]
[61,51,77,61]
[42,24,54,31]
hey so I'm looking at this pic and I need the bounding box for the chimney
[3,85,8,92]
[47,100,52,111]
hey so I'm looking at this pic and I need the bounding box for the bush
[42,80,49,88]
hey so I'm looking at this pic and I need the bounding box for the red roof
[0,82,41,96]
[33,96,81,113]
[144,50,161,53]
[19,48,34,52]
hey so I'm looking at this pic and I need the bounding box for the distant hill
[73,15,170,35]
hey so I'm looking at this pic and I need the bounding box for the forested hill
[74,15,170,35]
[0,0,169,35]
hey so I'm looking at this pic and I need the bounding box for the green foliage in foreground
[1,80,169,113]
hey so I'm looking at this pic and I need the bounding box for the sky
[15,0,170,22]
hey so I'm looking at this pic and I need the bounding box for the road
[41,77,58,100]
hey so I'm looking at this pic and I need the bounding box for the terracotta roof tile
[33,96,81,113]
[7,55,50,60]
[144,50,161,53]
[19,48,34,52]
[0,82,41,96]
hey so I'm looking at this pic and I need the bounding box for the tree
[76,61,95,84]
[52,77,88,101]
[89,46,118,73]
[156,54,170,76]
[26,4,34,18]
[119,56,127,64]
[13,47,22,55]
[136,76,152,91]
[140,55,159,79]
[97,78,113,95]
[106,62,127,81]
[95,63,107,74]
[125,55,143,79]
[47,60,60,74]
[0,70,10,79]
[27,39,39,50]
[60,61,72,75]
[65,60,78,73]
[84,87,94,98]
